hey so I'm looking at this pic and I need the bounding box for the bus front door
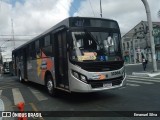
[54,31,69,89]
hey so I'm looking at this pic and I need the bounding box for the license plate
[103,83,112,87]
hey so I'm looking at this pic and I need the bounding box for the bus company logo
[2,112,11,117]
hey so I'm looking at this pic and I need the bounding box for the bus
[12,17,126,96]
[3,62,10,74]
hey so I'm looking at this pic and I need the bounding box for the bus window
[35,40,39,49]
[45,35,51,46]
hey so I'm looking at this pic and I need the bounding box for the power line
[0,34,37,36]
[88,0,95,17]
[11,18,15,49]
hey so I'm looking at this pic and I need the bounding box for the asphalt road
[0,73,160,120]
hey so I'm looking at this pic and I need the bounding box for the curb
[125,63,142,66]
[132,72,160,77]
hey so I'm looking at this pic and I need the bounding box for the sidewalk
[0,98,4,120]
[132,70,160,77]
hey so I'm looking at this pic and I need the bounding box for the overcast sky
[0,0,160,59]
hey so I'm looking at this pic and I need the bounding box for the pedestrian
[142,57,147,71]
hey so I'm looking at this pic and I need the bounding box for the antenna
[100,0,102,18]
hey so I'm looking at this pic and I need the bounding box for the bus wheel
[46,75,57,96]
[19,71,24,83]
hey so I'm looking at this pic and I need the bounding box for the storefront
[124,51,130,63]
[156,45,160,61]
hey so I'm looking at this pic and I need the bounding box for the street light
[141,0,157,72]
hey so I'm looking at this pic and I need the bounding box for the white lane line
[0,90,2,95]
[28,87,48,101]
[127,80,153,84]
[12,88,25,105]
[127,83,140,87]
[127,78,160,83]
[127,75,160,80]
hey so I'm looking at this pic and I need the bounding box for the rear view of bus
[68,17,126,92]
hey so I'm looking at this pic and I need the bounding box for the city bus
[3,62,10,74]
[12,17,126,96]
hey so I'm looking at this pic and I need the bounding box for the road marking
[127,83,140,87]
[127,80,153,84]
[0,90,2,95]
[28,87,48,101]
[0,83,22,90]
[29,103,44,120]
[127,77,160,83]
[12,88,25,105]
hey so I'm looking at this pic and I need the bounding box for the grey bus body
[12,17,126,95]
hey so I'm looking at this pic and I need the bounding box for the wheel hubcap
[19,75,22,81]
[47,80,53,93]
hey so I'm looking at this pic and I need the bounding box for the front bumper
[70,74,126,93]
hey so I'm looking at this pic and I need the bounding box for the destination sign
[69,18,119,29]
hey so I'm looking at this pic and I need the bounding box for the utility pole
[141,0,157,72]
[11,18,15,49]
[132,39,136,64]
[100,0,102,18]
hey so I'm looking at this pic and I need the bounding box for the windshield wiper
[84,29,102,49]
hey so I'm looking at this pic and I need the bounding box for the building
[122,21,160,64]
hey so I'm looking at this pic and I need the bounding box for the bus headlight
[72,71,79,79]
[72,70,87,83]
[80,75,86,83]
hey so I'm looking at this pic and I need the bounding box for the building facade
[122,21,160,64]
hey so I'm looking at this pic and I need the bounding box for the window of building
[131,41,133,47]
[127,42,129,48]
[123,43,125,50]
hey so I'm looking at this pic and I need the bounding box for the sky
[0,0,160,60]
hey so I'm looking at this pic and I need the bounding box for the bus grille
[88,76,123,88]
[82,64,122,72]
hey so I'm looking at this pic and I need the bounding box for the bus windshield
[71,31,122,62]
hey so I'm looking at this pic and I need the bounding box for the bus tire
[46,75,57,97]
[19,71,24,83]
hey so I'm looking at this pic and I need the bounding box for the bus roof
[12,17,118,52]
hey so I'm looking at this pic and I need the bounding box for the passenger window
[35,40,39,49]
[45,35,51,46]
